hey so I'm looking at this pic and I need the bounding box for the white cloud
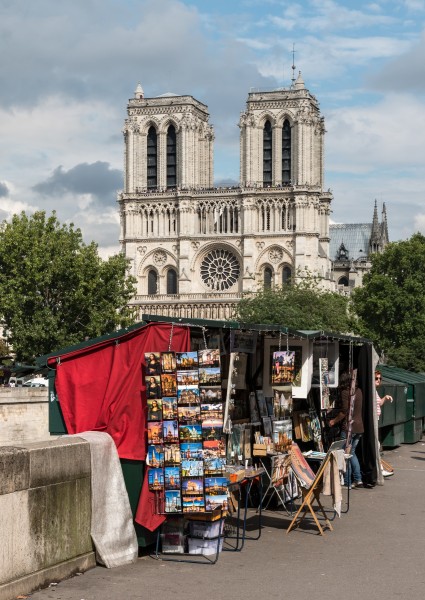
[413,213,425,233]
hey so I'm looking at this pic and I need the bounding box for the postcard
[272,350,295,385]
[181,459,204,477]
[203,435,226,453]
[147,422,163,445]
[198,348,221,369]
[199,387,222,402]
[178,405,201,425]
[204,456,226,475]
[177,369,199,387]
[177,386,200,405]
[180,442,203,460]
[179,423,202,442]
[148,468,164,492]
[146,375,162,399]
[182,477,204,496]
[144,352,162,376]
[199,367,221,386]
[161,373,177,396]
[176,351,199,370]
[147,444,164,468]
[162,420,179,444]
[201,402,224,420]
[164,444,181,466]
[164,466,181,490]
[182,496,205,513]
[205,477,228,495]
[147,397,162,421]
[162,396,178,420]
[205,494,228,512]
[165,490,182,513]
[202,423,223,441]
[161,351,176,374]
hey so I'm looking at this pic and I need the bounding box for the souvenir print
[201,402,224,420]
[146,375,162,399]
[272,351,296,384]
[163,420,179,444]
[161,351,177,374]
[176,351,199,370]
[181,459,204,477]
[198,348,221,368]
[144,352,162,376]
[205,477,228,495]
[147,421,163,444]
[148,468,164,491]
[177,405,201,425]
[199,367,221,386]
[164,466,181,490]
[199,387,222,402]
[182,477,204,496]
[165,490,182,513]
[179,423,202,442]
[182,496,205,513]
[205,494,228,512]
[161,373,177,396]
[147,444,164,468]
[180,442,203,460]
[162,396,178,420]
[164,444,181,466]
[177,387,200,405]
[177,369,199,387]
[147,398,162,421]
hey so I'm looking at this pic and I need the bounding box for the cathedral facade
[118,75,335,320]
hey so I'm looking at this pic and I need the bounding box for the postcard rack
[152,509,226,564]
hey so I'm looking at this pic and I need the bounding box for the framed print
[147,398,163,421]
[176,351,199,370]
[312,341,339,388]
[144,352,162,376]
[263,337,312,399]
[146,375,162,399]
[272,351,295,385]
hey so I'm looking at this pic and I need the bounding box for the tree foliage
[0,211,137,363]
[234,274,351,333]
[351,233,425,371]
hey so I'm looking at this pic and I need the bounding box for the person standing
[375,370,394,477]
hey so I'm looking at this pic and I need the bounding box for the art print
[178,405,201,425]
[181,459,204,477]
[205,494,228,512]
[147,444,164,468]
[148,468,164,491]
[146,375,162,399]
[249,392,261,424]
[198,348,221,368]
[147,398,162,421]
[230,330,258,354]
[177,386,200,405]
[202,422,223,443]
[180,442,203,460]
[161,351,177,374]
[163,420,179,443]
[176,351,199,370]
[161,373,177,396]
[144,352,162,376]
[201,402,224,420]
[256,390,268,418]
[182,477,204,496]
[179,423,202,442]
[273,419,293,450]
[183,496,205,513]
[162,396,178,420]
[164,444,181,466]
[319,357,330,410]
[205,477,227,495]
[199,367,221,386]
[204,455,226,475]
[147,421,163,444]
[164,466,181,490]
[177,369,199,387]
[203,434,225,453]
[272,351,295,384]
[273,385,293,419]
[165,490,182,513]
[199,386,222,402]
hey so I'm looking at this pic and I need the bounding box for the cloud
[33,162,122,206]
[0,182,9,197]
[414,213,425,233]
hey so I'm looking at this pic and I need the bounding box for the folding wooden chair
[286,442,343,536]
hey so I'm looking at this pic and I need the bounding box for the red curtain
[50,322,190,461]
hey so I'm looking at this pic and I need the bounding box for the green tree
[351,233,425,371]
[0,211,137,362]
[235,273,351,332]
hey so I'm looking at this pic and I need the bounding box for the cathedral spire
[370,199,382,253]
[381,202,389,244]
[134,82,144,99]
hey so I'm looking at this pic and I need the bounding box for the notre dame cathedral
[118,74,388,320]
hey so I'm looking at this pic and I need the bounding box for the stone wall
[0,388,49,445]
[0,437,95,600]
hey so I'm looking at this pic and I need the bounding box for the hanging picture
[161,351,176,373]
[144,352,162,376]
[230,330,258,354]
[147,444,164,468]
[198,348,221,368]
[162,396,178,420]
[148,468,164,492]
[249,392,261,424]
[263,338,312,399]
[164,466,181,490]
[147,422,163,445]
[319,357,331,410]
[165,490,182,513]
[272,351,295,385]
[273,420,293,452]
[164,444,181,466]
[256,390,268,418]
[146,375,162,399]
[176,351,199,370]
[312,341,339,388]
[147,398,163,421]
[177,387,200,405]
[163,420,179,444]
[272,385,293,419]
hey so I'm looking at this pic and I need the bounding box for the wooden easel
[286,442,343,536]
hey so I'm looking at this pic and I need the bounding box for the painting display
[143,349,227,514]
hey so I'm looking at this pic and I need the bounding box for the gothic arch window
[166,125,177,189]
[338,276,349,287]
[282,119,291,184]
[282,265,292,285]
[263,120,272,186]
[148,269,158,295]
[147,127,158,189]
[264,266,273,289]
[167,268,178,295]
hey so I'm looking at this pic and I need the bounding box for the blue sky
[1,0,424,255]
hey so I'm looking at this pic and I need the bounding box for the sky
[1,0,424,257]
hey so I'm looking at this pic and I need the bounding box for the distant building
[330,201,389,293]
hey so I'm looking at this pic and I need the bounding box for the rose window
[201,249,240,291]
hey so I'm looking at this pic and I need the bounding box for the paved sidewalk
[30,439,425,600]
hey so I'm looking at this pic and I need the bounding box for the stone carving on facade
[256,241,265,249]
[137,246,147,255]
[153,250,167,265]
[191,241,200,249]
[268,247,284,263]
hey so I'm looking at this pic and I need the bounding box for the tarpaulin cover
[50,322,190,461]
